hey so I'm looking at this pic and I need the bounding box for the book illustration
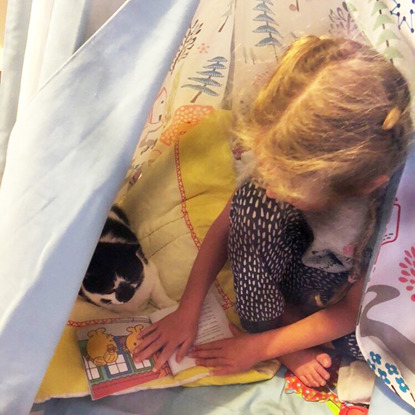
[125,324,145,354]
[77,317,170,400]
[85,328,119,366]
[77,291,232,400]
[84,323,146,366]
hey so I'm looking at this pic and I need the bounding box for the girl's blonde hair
[235,35,412,203]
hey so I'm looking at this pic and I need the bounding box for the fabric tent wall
[343,2,415,409]
[0,0,198,414]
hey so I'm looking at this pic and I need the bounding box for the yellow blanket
[35,110,280,402]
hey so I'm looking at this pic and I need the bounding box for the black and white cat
[80,205,176,313]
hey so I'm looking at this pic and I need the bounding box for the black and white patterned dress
[228,181,364,359]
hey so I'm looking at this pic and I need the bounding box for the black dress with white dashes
[228,182,363,360]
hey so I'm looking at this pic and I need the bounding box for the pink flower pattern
[398,246,415,302]
[197,43,210,53]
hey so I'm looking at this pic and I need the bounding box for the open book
[76,291,232,399]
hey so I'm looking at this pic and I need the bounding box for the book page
[76,316,172,400]
[150,290,232,374]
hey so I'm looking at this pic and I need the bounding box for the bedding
[32,368,368,415]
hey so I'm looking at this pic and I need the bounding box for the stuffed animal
[80,206,176,313]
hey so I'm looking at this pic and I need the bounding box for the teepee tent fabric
[356,151,415,410]
[347,2,415,409]
[0,1,198,413]
[116,0,371,200]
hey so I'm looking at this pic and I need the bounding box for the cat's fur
[80,206,176,313]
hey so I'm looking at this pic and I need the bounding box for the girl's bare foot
[280,348,332,388]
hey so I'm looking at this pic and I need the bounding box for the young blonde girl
[134,36,412,387]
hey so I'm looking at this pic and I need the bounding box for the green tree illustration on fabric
[368,0,403,61]
[182,57,227,103]
[219,0,235,33]
[242,46,258,65]
[253,0,283,59]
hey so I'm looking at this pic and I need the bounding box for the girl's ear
[360,175,390,195]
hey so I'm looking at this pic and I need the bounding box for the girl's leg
[279,349,333,387]
[279,332,363,387]
[278,303,334,387]
[279,266,358,387]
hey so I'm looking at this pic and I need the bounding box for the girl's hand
[133,308,199,372]
[188,325,263,376]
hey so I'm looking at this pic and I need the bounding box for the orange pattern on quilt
[160,105,214,146]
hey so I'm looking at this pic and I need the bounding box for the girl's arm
[190,277,364,375]
[175,197,232,320]
[257,277,363,360]
[133,197,232,371]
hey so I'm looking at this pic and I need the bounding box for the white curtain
[0,0,198,413]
